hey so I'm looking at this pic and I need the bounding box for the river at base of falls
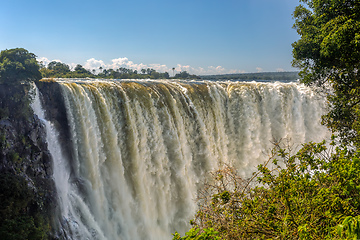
[32,79,330,240]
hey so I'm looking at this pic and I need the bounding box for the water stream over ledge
[33,79,330,240]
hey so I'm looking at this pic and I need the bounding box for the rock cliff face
[36,81,74,166]
[0,83,58,239]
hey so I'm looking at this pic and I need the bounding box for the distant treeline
[39,61,299,81]
[40,61,200,79]
[200,71,300,81]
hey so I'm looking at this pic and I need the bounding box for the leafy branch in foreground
[336,216,360,239]
[175,139,360,239]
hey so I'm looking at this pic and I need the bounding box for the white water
[31,84,105,239]
[33,79,329,240]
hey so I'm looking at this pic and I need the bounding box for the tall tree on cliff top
[0,48,42,119]
[0,48,41,85]
[292,0,360,145]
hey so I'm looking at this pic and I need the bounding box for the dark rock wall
[0,83,58,239]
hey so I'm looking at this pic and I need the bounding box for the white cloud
[207,66,227,74]
[276,68,285,72]
[37,57,50,66]
[68,63,78,71]
[256,67,263,72]
[149,63,169,73]
[36,57,63,66]
[84,58,106,71]
[177,64,192,73]
[108,57,148,71]
[110,57,130,68]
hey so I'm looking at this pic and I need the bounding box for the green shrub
[0,173,49,240]
[176,140,360,239]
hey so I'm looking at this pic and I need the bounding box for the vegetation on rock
[0,173,49,240]
[0,48,41,85]
[0,48,42,120]
[0,48,55,239]
[174,140,360,239]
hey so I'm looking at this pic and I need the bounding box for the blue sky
[1,0,300,75]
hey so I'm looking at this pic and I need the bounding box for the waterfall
[31,84,105,239]
[35,79,329,240]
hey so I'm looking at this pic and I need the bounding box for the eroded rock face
[0,83,58,239]
[36,81,74,169]
[1,116,50,174]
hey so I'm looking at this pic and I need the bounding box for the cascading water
[34,79,329,240]
[31,84,102,239]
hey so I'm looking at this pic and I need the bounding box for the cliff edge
[0,83,58,239]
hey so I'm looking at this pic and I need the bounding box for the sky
[0,0,301,75]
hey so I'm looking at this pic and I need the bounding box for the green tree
[0,48,42,119]
[177,141,360,239]
[47,61,71,76]
[150,71,160,79]
[146,68,155,75]
[292,0,360,145]
[175,71,200,79]
[0,48,41,85]
[0,173,49,240]
[161,71,170,79]
[175,71,190,79]
[74,64,90,74]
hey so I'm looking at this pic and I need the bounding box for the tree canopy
[47,61,70,75]
[292,0,360,145]
[0,48,41,85]
[174,71,200,79]
[174,141,360,239]
[39,62,178,79]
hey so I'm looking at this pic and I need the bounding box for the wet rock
[0,83,58,239]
